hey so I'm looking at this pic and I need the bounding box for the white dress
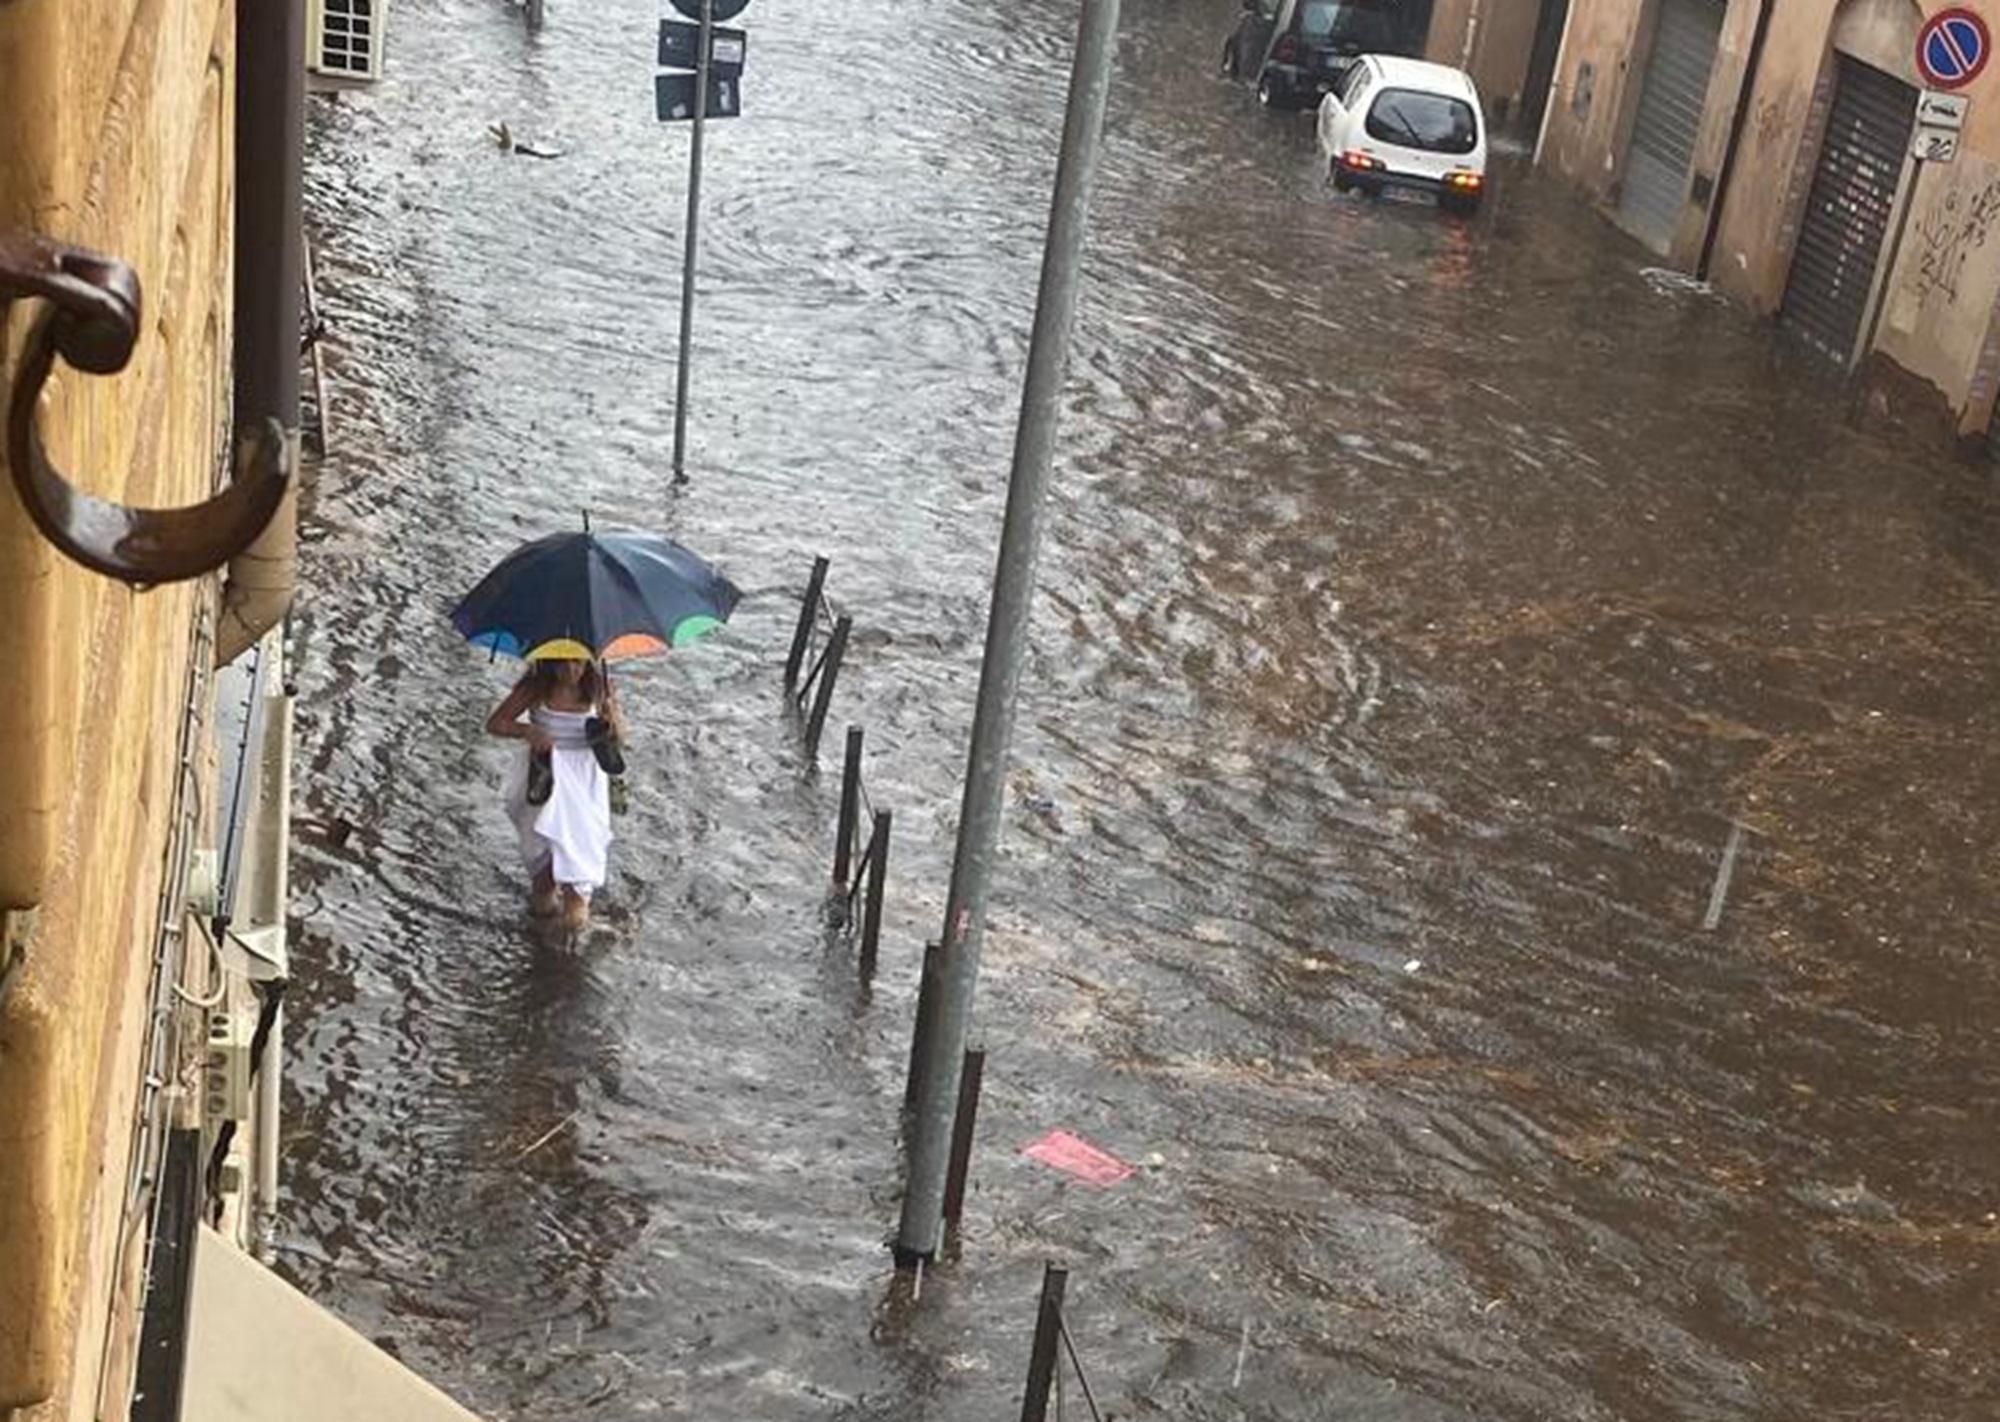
[506,704,612,898]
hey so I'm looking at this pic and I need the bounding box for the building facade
[1,0,245,1412]
[1431,0,2000,448]
[2,3,468,1419]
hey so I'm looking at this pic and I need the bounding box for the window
[1340,63,1373,107]
[1365,88,1478,153]
[1297,0,1398,51]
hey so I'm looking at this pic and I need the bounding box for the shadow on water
[283,0,2000,1417]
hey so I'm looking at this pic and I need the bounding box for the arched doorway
[1778,0,1924,364]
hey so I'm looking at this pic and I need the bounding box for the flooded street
[285,0,1999,1416]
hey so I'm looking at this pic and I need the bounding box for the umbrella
[450,528,742,661]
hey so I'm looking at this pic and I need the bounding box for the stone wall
[0,0,236,1415]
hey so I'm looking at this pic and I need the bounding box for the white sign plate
[1917,90,1970,128]
[1913,124,1961,162]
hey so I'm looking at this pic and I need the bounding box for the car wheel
[1257,73,1281,108]
[1443,194,1482,217]
[1331,163,1351,192]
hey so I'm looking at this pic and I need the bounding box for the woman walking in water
[487,658,621,935]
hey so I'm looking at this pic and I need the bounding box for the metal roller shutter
[1617,0,1727,254]
[1780,55,1916,364]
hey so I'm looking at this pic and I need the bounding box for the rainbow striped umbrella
[450,528,741,662]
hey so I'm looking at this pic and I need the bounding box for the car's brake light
[1273,34,1299,62]
[1445,171,1483,189]
[1340,150,1385,171]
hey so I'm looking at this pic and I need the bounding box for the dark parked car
[1222,0,1405,109]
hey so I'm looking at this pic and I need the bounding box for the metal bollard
[803,615,851,762]
[783,556,830,692]
[859,810,891,982]
[1020,1263,1069,1422]
[834,726,863,890]
[942,1047,986,1232]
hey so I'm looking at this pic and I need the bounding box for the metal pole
[670,0,714,483]
[1020,1263,1069,1422]
[941,1047,986,1232]
[895,0,1121,1265]
[804,615,851,762]
[834,725,863,890]
[1694,0,1775,279]
[784,556,830,690]
[859,809,891,980]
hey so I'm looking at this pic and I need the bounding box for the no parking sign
[1917,7,1990,90]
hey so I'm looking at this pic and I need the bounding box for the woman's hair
[521,658,601,702]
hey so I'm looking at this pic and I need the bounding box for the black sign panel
[669,0,750,20]
[658,20,747,75]
[655,71,741,121]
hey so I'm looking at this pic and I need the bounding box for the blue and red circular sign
[1917,7,1990,90]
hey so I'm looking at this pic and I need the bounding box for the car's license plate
[1383,186,1435,206]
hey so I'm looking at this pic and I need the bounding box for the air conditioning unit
[306,0,387,82]
[204,993,255,1125]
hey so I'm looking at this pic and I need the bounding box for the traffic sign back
[659,19,747,74]
[670,0,750,20]
[1917,7,1989,90]
[656,71,740,121]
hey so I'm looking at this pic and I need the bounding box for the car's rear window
[1298,0,1398,51]
[1365,88,1478,154]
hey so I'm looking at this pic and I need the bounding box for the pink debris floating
[1022,1129,1134,1188]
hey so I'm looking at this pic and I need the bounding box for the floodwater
[284,0,2000,1417]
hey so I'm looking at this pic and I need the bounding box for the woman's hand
[526,725,555,753]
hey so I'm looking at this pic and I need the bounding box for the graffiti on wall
[1908,174,2000,309]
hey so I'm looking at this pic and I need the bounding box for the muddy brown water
[284,0,2000,1416]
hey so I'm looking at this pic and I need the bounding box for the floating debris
[1639,266,1720,300]
[488,121,565,159]
[1023,1129,1134,1187]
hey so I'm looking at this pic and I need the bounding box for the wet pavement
[285,0,2000,1417]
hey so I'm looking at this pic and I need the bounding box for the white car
[1316,55,1487,214]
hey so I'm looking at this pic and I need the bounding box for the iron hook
[2,234,291,585]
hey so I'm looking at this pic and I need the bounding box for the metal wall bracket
[0,233,290,586]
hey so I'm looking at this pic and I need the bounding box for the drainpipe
[1696,0,1777,281]
[217,0,305,668]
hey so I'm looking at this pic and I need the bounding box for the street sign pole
[670,0,714,483]
[894,0,1123,1267]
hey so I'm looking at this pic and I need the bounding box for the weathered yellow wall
[1704,0,1842,298]
[1538,0,1651,193]
[1877,152,2000,430]
[0,0,235,1414]
[1427,0,1481,69]
[1425,0,1550,122]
